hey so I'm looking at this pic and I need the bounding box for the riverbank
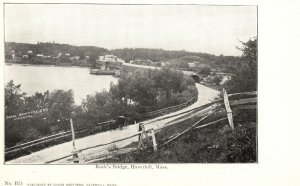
[5,61,92,69]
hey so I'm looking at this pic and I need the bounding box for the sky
[5,4,257,56]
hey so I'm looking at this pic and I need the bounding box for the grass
[100,109,257,163]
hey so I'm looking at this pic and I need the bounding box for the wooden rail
[5,130,72,152]
[7,90,257,163]
[135,97,195,118]
[5,99,193,155]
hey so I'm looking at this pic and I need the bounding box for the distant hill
[5,42,242,71]
[110,48,220,63]
[5,42,109,58]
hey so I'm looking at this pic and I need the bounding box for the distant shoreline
[5,61,92,69]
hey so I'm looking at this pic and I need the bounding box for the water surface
[5,64,118,105]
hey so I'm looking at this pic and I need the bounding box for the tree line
[5,42,108,59]
[5,42,242,71]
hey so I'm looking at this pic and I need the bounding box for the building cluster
[6,50,126,68]
[129,59,167,67]
[96,55,125,70]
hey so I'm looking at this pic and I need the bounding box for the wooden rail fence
[44,90,256,164]
[5,97,195,159]
[6,90,257,163]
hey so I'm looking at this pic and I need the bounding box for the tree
[89,54,97,67]
[5,80,26,147]
[225,38,257,93]
[128,70,156,108]
[196,64,211,76]
[47,90,74,121]
[211,75,222,85]
[5,80,25,115]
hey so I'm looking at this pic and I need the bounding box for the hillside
[5,42,109,58]
[5,42,241,68]
[100,109,257,163]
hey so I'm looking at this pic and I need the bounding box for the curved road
[7,83,219,164]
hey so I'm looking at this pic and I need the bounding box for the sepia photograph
[4,3,257,164]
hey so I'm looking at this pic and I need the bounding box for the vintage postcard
[3,3,258,165]
[1,1,299,186]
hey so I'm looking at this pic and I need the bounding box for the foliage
[5,67,198,150]
[6,42,244,74]
[74,68,198,128]
[224,38,257,93]
[5,80,74,147]
[5,42,108,58]
[211,74,222,85]
[109,110,256,163]
[88,53,97,67]
[196,64,211,75]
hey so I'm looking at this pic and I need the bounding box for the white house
[36,54,44,57]
[70,56,80,60]
[98,54,118,62]
[188,62,196,68]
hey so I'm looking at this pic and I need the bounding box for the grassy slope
[102,109,257,163]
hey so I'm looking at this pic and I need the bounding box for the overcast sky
[5,4,257,56]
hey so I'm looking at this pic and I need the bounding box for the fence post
[138,123,152,150]
[70,118,79,163]
[138,123,145,149]
[150,129,157,152]
[223,89,234,129]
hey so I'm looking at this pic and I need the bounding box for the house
[70,56,80,60]
[85,56,90,60]
[53,53,62,59]
[97,54,123,70]
[22,55,28,58]
[65,53,70,56]
[27,50,33,54]
[36,54,44,57]
[188,62,196,68]
[131,59,153,66]
[99,54,118,63]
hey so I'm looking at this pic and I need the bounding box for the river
[5,63,118,105]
